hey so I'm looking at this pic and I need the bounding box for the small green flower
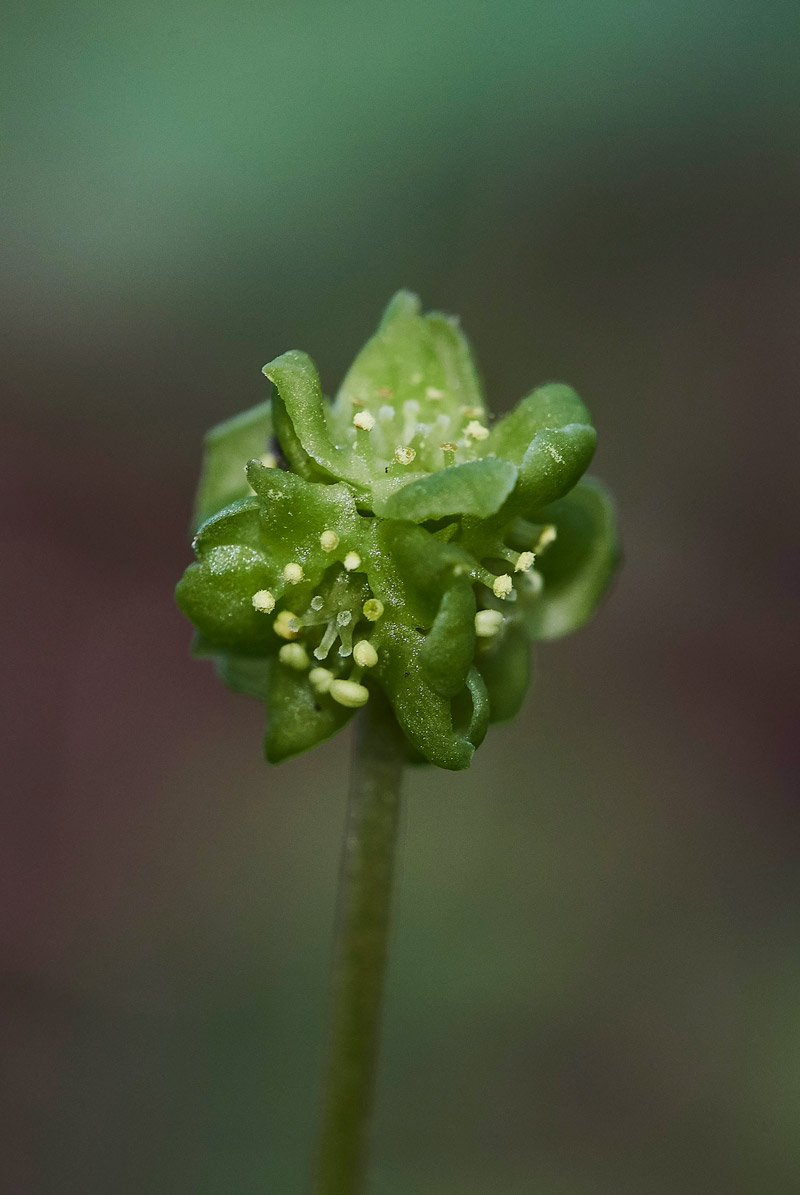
[176,292,619,769]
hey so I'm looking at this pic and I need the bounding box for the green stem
[314,692,406,1195]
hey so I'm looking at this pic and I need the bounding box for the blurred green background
[3,2,799,1191]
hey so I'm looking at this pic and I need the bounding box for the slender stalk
[314,692,406,1195]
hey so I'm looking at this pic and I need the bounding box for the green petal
[329,290,487,472]
[190,631,219,658]
[192,402,273,530]
[263,350,369,488]
[179,469,373,659]
[509,423,597,517]
[371,619,475,771]
[463,666,490,748]
[420,577,476,696]
[192,496,263,551]
[489,383,590,463]
[520,477,620,641]
[175,546,279,654]
[424,311,485,415]
[475,625,532,722]
[215,653,271,701]
[246,462,371,598]
[377,520,474,625]
[375,456,517,522]
[265,663,355,763]
[271,390,329,483]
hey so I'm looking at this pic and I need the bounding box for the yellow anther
[426,386,444,399]
[353,640,378,669]
[309,667,334,694]
[362,598,384,621]
[394,445,416,465]
[515,551,535,573]
[320,530,339,552]
[329,679,370,708]
[460,405,484,418]
[441,441,458,466]
[535,525,558,551]
[492,573,513,599]
[465,419,490,441]
[273,610,301,640]
[353,411,376,431]
[475,609,504,637]
[279,642,309,671]
[251,589,275,614]
[344,551,361,572]
[283,562,303,584]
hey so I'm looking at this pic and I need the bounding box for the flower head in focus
[176,292,619,769]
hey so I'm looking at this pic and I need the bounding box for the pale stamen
[251,589,275,614]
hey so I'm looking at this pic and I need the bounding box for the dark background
[3,2,799,1191]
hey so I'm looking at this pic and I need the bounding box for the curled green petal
[192,496,263,551]
[374,639,474,770]
[215,653,271,701]
[193,402,274,530]
[246,461,370,590]
[475,624,531,723]
[509,423,597,516]
[265,662,355,764]
[263,350,369,488]
[375,456,517,522]
[330,290,487,473]
[420,578,476,696]
[175,546,278,654]
[520,477,619,641]
[271,390,329,483]
[423,312,485,416]
[378,520,474,625]
[463,666,490,748]
[489,382,590,463]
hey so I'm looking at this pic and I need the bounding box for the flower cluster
[176,292,618,769]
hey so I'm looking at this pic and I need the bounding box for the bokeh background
[3,2,799,1191]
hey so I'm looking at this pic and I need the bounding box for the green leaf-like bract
[193,402,273,530]
[176,292,619,769]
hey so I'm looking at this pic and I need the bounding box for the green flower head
[176,291,619,769]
